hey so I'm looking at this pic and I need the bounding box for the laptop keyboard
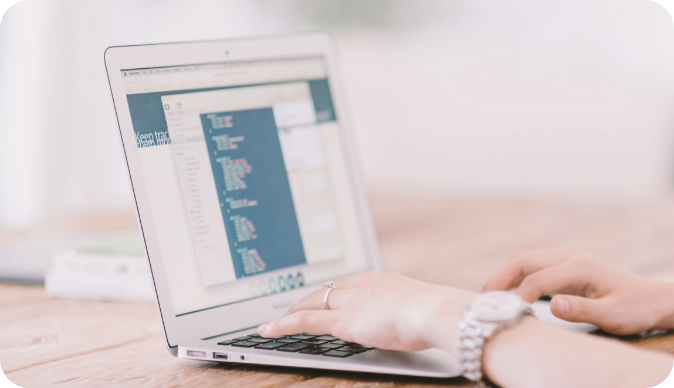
[217,333,374,358]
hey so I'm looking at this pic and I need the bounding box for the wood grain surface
[2,195,674,388]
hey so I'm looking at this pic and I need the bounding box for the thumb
[551,295,602,324]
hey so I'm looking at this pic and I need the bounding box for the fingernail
[258,323,268,334]
[557,297,570,317]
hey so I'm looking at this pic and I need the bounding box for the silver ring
[323,280,334,288]
[323,287,334,310]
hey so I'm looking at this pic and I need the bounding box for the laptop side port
[186,350,207,358]
[213,352,228,360]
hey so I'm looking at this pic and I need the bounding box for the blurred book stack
[45,229,155,302]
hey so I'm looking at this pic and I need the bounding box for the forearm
[482,317,673,388]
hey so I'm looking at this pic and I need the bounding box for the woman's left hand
[257,272,476,353]
[483,247,674,335]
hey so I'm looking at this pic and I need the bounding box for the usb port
[186,350,207,358]
[213,352,228,360]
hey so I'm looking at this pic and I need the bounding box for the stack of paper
[45,229,155,302]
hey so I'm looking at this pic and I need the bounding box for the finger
[483,247,585,292]
[284,288,350,316]
[284,271,380,316]
[259,310,338,337]
[515,260,591,302]
[551,294,604,325]
[331,271,379,289]
[330,274,358,288]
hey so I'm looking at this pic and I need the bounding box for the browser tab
[121,58,326,95]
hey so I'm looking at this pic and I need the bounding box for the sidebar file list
[164,103,237,287]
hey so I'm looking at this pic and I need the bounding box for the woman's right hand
[257,271,476,353]
[483,247,674,335]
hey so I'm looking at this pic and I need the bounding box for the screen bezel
[104,32,383,349]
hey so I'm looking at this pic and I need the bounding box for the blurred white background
[2,0,674,230]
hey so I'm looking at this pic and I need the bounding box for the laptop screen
[122,57,369,316]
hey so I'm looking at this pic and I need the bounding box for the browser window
[123,57,368,316]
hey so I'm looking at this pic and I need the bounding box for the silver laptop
[104,32,461,378]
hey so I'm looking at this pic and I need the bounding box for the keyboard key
[217,340,237,345]
[233,336,251,341]
[247,334,261,338]
[338,346,367,354]
[302,339,327,345]
[322,350,353,358]
[290,335,315,340]
[276,338,302,344]
[330,340,349,345]
[254,341,286,350]
[301,333,321,337]
[277,343,312,352]
[316,345,343,352]
[232,341,258,347]
[261,336,288,340]
[316,343,342,349]
[248,338,272,344]
[315,335,337,341]
[300,347,330,355]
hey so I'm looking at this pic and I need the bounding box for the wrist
[425,289,476,355]
[457,291,535,382]
[482,316,540,383]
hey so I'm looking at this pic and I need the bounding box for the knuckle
[519,273,543,293]
[506,251,532,268]
[333,314,356,341]
[294,310,311,326]
[506,252,524,264]
[577,299,590,317]
[570,254,594,267]
[568,298,593,322]
[271,318,285,333]
[331,324,347,340]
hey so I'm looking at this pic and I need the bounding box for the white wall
[340,43,674,198]
[335,0,674,197]
[1,0,674,229]
[0,0,289,228]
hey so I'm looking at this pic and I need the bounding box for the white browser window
[123,58,368,316]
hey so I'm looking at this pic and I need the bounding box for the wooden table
[3,195,674,387]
